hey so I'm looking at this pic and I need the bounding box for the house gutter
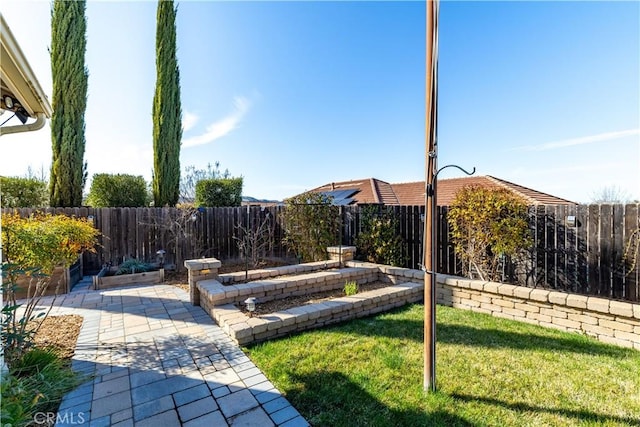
[0,112,47,136]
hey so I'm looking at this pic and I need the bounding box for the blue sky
[1,0,638,203]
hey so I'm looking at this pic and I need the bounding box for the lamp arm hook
[427,165,476,196]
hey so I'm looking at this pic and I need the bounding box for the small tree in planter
[447,186,531,282]
[234,210,274,276]
[2,213,99,364]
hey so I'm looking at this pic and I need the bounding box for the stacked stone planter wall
[186,247,424,345]
[437,275,640,350]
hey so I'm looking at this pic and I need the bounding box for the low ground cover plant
[1,348,83,427]
[343,281,358,296]
[115,258,155,275]
[247,304,640,426]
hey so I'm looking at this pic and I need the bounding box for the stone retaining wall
[203,281,423,345]
[185,247,425,345]
[437,275,640,350]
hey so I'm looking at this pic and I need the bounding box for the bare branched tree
[139,207,206,271]
[590,185,633,204]
[234,211,274,269]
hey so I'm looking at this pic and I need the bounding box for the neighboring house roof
[306,176,576,206]
[308,178,400,205]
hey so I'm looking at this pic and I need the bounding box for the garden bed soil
[165,259,295,292]
[236,281,391,316]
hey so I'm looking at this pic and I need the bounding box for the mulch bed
[31,315,83,361]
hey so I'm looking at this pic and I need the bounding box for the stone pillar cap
[184,258,222,270]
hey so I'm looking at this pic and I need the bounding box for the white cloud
[182,110,199,132]
[182,96,251,148]
[514,128,640,151]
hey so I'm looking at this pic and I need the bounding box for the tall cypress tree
[50,0,88,207]
[152,0,182,207]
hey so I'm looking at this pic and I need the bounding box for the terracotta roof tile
[305,176,576,206]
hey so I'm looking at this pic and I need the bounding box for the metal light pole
[424,0,440,393]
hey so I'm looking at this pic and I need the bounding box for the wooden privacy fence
[3,203,639,302]
[2,207,291,273]
[431,204,640,302]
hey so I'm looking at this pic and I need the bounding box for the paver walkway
[41,277,309,427]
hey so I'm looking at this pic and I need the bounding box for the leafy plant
[356,205,406,267]
[343,281,359,296]
[1,213,99,363]
[86,173,149,207]
[115,258,153,275]
[195,177,243,207]
[180,162,230,204]
[0,176,48,207]
[282,192,340,262]
[447,185,532,282]
[2,213,99,274]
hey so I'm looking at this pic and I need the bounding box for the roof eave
[0,14,52,118]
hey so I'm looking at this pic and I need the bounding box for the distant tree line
[1,164,242,208]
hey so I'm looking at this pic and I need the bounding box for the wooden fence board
[587,204,600,295]
[576,205,588,293]
[612,204,624,299]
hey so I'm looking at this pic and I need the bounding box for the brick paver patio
[40,277,309,427]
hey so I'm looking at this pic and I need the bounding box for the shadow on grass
[285,370,473,427]
[341,314,634,358]
[451,393,640,426]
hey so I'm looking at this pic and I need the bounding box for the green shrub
[356,206,406,267]
[180,162,230,204]
[195,177,243,207]
[344,281,358,296]
[0,176,48,207]
[2,213,99,363]
[447,185,532,282]
[282,192,339,262]
[86,173,149,207]
[2,213,99,274]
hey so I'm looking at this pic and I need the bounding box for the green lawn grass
[246,304,640,427]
